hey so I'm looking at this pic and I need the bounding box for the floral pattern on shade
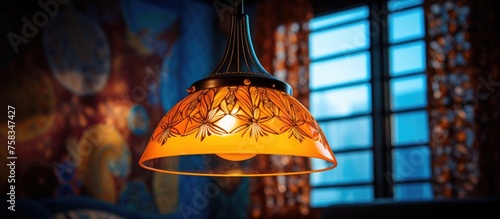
[151,86,327,147]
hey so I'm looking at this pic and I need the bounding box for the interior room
[1,0,499,218]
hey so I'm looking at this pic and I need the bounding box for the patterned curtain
[426,0,500,198]
[426,0,478,199]
[251,0,313,218]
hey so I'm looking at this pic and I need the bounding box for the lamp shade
[139,4,337,177]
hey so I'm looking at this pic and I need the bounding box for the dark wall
[0,0,250,218]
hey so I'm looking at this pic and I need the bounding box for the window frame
[309,0,432,208]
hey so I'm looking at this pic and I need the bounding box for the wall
[0,0,249,218]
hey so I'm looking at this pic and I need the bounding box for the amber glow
[214,115,257,161]
[216,153,257,161]
[139,86,337,176]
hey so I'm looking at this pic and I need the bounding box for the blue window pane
[394,182,433,200]
[319,116,372,151]
[392,110,429,146]
[310,6,369,31]
[311,186,374,207]
[392,146,431,181]
[310,51,371,89]
[311,151,373,186]
[388,0,423,11]
[310,21,370,59]
[311,84,371,119]
[389,40,426,76]
[390,74,427,111]
[389,7,425,43]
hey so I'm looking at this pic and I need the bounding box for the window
[309,0,432,207]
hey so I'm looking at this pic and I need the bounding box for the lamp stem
[189,0,292,95]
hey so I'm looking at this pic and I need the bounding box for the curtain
[426,0,478,198]
[426,0,500,198]
[251,0,313,218]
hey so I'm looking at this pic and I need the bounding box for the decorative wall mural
[121,0,180,57]
[127,104,150,136]
[43,5,111,96]
[121,0,182,111]
[152,159,179,214]
[98,100,131,139]
[118,181,157,213]
[53,209,127,219]
[0,0,233,217]
[76,124,131,203]
[62,95,95,129]
[160,42,181,111]
[0,67,56,142]
[53,156,83,197]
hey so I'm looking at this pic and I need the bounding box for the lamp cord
[235,0,244,14]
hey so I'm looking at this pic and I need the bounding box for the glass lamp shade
[139,6,337,177]
[139,85,337,176]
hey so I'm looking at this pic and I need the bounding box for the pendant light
[139,1,337,176]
